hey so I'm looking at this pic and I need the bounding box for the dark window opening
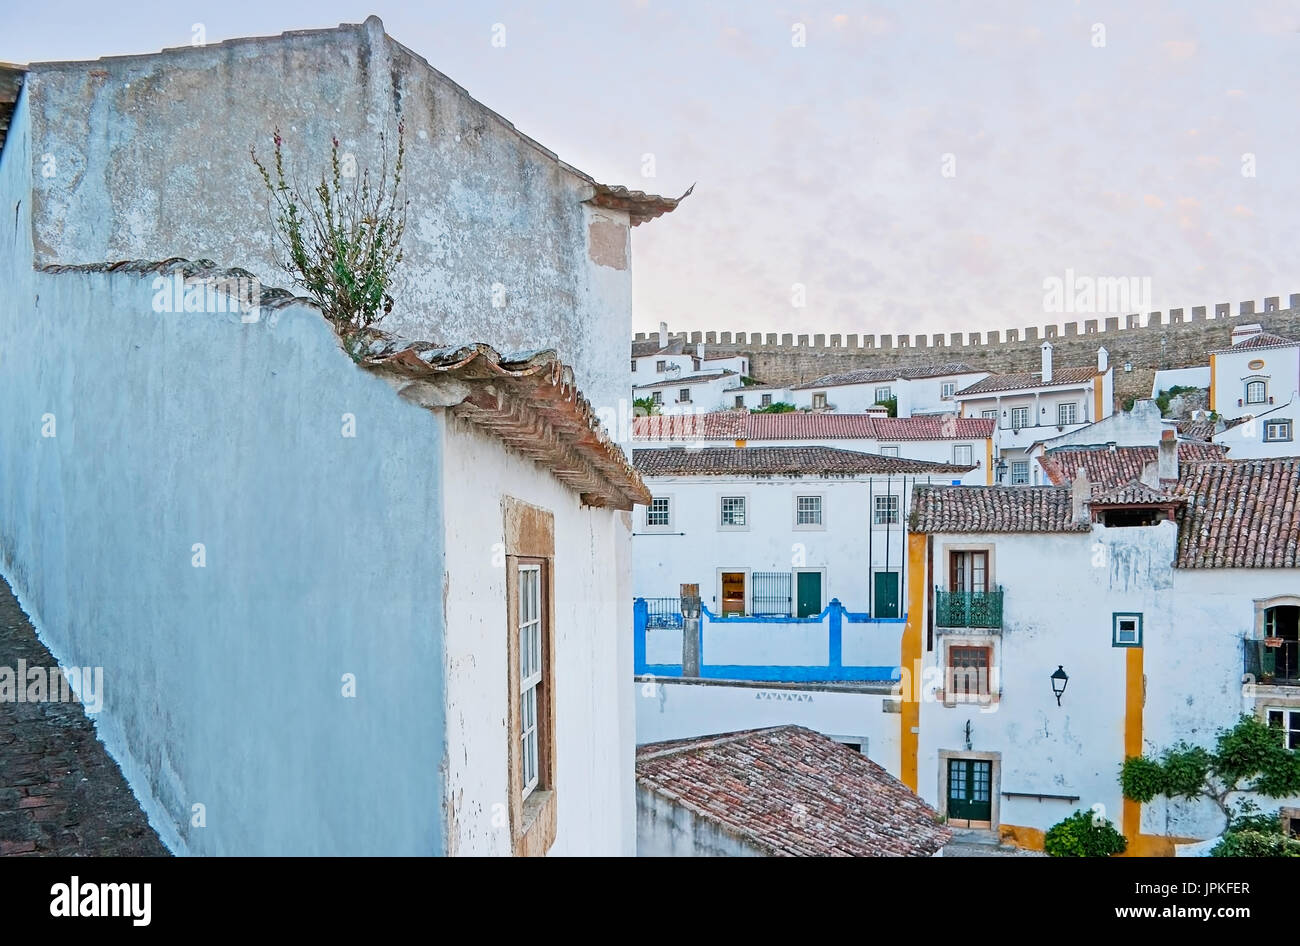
[1101,508,1164,528]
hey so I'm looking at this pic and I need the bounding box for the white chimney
[697,342,706,361]
[1041,341,1054,383]
[658,321,668,349]
[1158,428,1178,481]
[1071,467,1091,525]
[1097,345,1109,373]
[1231,322,1263,346]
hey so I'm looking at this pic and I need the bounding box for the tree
[251,124,408,353]
[633,397,660,417]
[750,402,796,414]
[876,396,898,417]
[1120,715,1300,838]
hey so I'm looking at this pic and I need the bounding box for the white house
[634,369,741,415]
[789,363,989,415]
[903,450,1300,855]
[631,324,750,411]
[723,383,796,411]
[0,18,686,856]
[953,342,1114,484]
[1209,327,1300,458]
[633,412,995,484]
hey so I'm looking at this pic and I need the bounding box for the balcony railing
[643,597,684,630]
[1244,639,1300,686]
[934,587,1004,629]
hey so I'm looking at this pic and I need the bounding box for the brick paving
[0,576,168,856]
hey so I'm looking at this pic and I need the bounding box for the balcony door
[950,551,988,593]
[947,758,993,828]
[1266,605,1300,681]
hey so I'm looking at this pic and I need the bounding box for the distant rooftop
[634,446,974,477]
[633,411,995,442]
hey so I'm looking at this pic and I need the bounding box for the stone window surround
[936,749,1002,832]
[937,542,998,591]
[793,492,826,531]
[936,634,1002,707]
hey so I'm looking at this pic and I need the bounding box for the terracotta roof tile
[635,726,951,857]
[1210,332,1297,354]
[909,485,1091,533]
[793,362,977,389]
[955,365,1098,396]
[633,370,737,390]
[633,411,994,442]
[634,446,974,477]
[1038,443,1227,488]
[1089,479,1183,506]
[1173,458,1300,568]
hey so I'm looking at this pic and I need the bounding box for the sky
[6,0,1300,339]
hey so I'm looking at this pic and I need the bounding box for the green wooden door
[874,571,900,618]
[795,572,822,618]
[947,759,992,823]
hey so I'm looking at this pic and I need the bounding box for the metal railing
[752,571,792,617]
[643,597,684,629]
[934,587,1004,629]
[1244,639,1300,686]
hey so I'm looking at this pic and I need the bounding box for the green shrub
[1120,755,1166,803]
[1210,831,1300,857]
[751,402,796,414]
[1044,810,1128,857]
[633,397,660,417]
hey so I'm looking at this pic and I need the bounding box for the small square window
[1267,709,1300,750]
[1264,420,1293,443]
[873,495,899,525]
[981,409,997,419]
[646,497,671,528]
[1010,407,1030,429]
[1010,461,1029,485]
[651,391,663,405]
[812,392,827,409]
[954,444,973,465]
[941,382,957,398]
[720,496,747,528]
[761,393,772,406]
[875,386,893,404]
[679,388,691,403]
[734,395,744,408]
[1112,612,1143,647]
[795,495,822,526]
[656,360,666,372]
[880,446,899,457]
[1058,402,1078,426]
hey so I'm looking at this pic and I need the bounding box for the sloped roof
[1089,479,1183,506]
[588,182,693,227]
[635,726,951,857]
[1210,332,1298,354]
[633,446,973,477]
[632,336,687,358]
[909,486,1091,534]
[1038,443,1228,488]
[792,362,978,390]
[633,370,737,390]
[1173,458,1300,568]
[955,365,1098,396]
[632,411,994,442]
[363,337,649,509]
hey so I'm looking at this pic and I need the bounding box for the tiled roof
[363,336,649,509]
[1173,458,1300,568]
[909,486,1091,533]
[1210,332,1297,354]
[792,362,977,390]
[1038,443,1228,488]
[633,411,994,442]
[955,365,1098,396]
[1172,418,1217,442]
[632,336,687,357]
[587,182,693,227]
[635,726,951,857]
[633,446,974,477]
[632,370,737,390]
[1090,479,1182,506]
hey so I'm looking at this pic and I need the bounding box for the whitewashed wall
[723,387,795,410]
[1213,344,1300,421]
[898,371,989,416]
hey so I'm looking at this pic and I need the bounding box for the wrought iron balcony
[1244,638,1300,686]
[934,587,1004,630]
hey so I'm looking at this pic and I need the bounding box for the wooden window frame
[873,494,899,525]
[504,499,557,857]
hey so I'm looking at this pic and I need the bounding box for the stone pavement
[0,576,168,856]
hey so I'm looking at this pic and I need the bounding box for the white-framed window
[646,496,672,528]
[941,381,957,398]
[720,495,747,529]
[1112,612,1142,647]
[794,494,823,527]
[679,388,691,403]
[761,393,772,406]
[812,392,827,409]
[875,386,893,404]
[518,563,543,801]
[1246,379,1268,404]
[1267,708,1300,750]
[1058,402,1078,426]
[734,395,745,408]
[954,444,973,465]
[1010,406,1030,429]
[1265,420,1293,442]
[880,445,899,457]
[651,390,663,405]
[874,495,899,525]
[981,409,997,420]
[1010,461,1030,485]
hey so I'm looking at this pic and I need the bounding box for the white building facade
[1210,328,1299,458]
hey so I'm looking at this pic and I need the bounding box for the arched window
[1246,380,1267,404]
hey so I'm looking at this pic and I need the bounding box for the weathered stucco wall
[2,90,449,854]
[636,785,763,856]
[440,420,633,856]
[26,16,632,415]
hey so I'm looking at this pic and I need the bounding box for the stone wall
[637,296,1300,402]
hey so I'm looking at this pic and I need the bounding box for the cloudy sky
[8,0,1299,338]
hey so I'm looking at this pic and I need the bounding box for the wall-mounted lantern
[1050,665,1069,705]
[995,458,1008,482]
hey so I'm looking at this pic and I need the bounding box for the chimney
[658,321,668,349]
[1230,322,1263,346]
[1158,428,1178,481]
[1071,467,1091,525]
[697,342,706,361]
[1097,345,1108,373]
[1041,341,1053,383]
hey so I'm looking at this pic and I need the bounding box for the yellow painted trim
[1093,373,1104,421]
[1208,353,1217,412]
[1122,646,1144,847]
[985,438,993,485]
[900,534,926,791]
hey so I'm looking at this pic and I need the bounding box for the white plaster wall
[1152,367,1210,397]
[723,387,794,410]
[1214,402,1300,458]
[705,617,830,666]
[1039,399,1165,450]
[2,94,448,853]
[903,372,989,416]
[634,475,930,613]
[633,679,900,776]
[1213,345,1300,421]
[440,420,631,856]
[792,381,890,413]
[636,786,761,856]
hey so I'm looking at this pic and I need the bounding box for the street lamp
[1051,665,1069,705]
[995,458,1008,482]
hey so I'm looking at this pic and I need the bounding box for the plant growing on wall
[251,125,408,354]
[633,397,660,417]
[1044,810,1127,857]
[1120,715,1300,841]
[750,402,796,414]
[876,396,898,417]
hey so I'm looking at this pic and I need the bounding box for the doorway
[946,758,993,828]
[719,571,747,616]
[873,571,900,618]
[795,570,823,618]
[1266,605,1300,681]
